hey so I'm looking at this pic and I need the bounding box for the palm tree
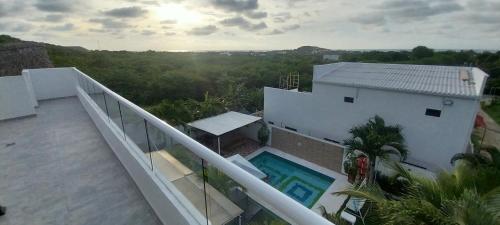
[343,115,407,184]
[451,145,500,169]
[334,162,500,225]
[318,206,351,225]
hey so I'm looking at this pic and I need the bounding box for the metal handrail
[73,67,335,225]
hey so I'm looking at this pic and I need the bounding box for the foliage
[0,35,21,45]
[451,146,500,168]
[343,115,407,183]
[247,210,289,225]
[318,205,351,225]
[196,165,238,196]
[412,46,434,59]
[257,122,270,145]
[483,100,500,125]
[334,162,500,225]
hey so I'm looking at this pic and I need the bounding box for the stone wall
[270,126,344,173]
[0,42,53,76]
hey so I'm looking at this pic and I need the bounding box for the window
[268,121,274,125]
[425,108,441,117]
[285,126,297,132]
[324,138,340,144]
[344,97,354,103]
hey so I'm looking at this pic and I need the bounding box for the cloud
[211,0,258,12]
[160,19,177,24]
[103,6,147,18]
[244,11,267,19]
[283,24,300,31]
[44,14,64,22]
[286,0,309,7]
[273,12,291,23]
[34,0,74,12]
[187,25,218,35]
[165,32,176,36]
[220,16,267,31]
[0,1,26,17]
[0,5,5,17]
[141,0,159,6]
[375,0,464,21]
[8,23,33,32]
[468,0,500,11]
[265,29,284,35]
[89,18,131,29]
[50,23,75,31]
[465,14,500,25]
[350,13,386,26]
[141,29,156,36]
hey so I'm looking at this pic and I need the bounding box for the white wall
[22,71,38,107]
[26,68,77,100]
[264,84,479,171]
[0,75,36,120]
[239,122,263,142]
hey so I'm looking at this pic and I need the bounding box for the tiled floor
[0,97,161,225]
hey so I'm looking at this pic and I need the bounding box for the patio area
[188,111,263,158]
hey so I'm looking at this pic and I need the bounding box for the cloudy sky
[0,0,499,51]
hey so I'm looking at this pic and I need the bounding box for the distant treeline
[46,44,500,125]
[46,45,320,125]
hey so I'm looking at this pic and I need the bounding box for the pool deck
[246,147,351,215]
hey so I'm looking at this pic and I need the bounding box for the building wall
[0,75,36,120]
[27,67,77,100]
[270,126,345,173]
[264,84,479,170]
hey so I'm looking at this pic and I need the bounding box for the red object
[475,115,486,128]
[356,156,368,179]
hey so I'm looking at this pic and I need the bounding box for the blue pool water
[249,151,335,208]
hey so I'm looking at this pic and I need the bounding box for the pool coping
[246,147,351,215]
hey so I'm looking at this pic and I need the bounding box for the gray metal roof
[314,62,488,99]
[188,111,261,136]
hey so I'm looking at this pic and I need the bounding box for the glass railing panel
[104,93,125,135]
[204,164,290,225]
[93,86,108,116]
[147,123,209,224]
[121,104,153,169]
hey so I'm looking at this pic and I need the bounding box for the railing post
[201,159,209,225]
[144,119,153,170]
[102,93,110,121]
[118,102,126,140]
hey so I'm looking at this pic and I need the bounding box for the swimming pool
[249,151,335,208]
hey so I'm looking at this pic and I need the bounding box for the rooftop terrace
[0,97,160,225]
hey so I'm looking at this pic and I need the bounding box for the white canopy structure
[188,111,262,155]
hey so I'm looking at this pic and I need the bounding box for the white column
[217,136,221,155]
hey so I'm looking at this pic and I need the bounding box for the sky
[0,0,499,51]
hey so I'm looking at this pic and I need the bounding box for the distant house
[264,62,489,170]
[322,54,340,61]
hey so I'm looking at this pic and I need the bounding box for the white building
[264,62,489,170]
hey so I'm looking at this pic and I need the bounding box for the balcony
[0,68,334,225]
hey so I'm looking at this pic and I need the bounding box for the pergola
[188,111,261,155]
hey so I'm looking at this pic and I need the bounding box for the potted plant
[257,122,269,146]
[344,155,358,183]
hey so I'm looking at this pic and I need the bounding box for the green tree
[343,115,407,184]
[412,46,434,59]
[335,162,500,225]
